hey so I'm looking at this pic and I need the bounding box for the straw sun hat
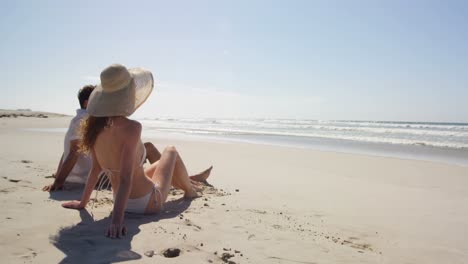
[87,64,154,117]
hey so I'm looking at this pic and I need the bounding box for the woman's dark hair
[79,116,109,153]
[78,85,96,109]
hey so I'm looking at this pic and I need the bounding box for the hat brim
[87,68,154,117]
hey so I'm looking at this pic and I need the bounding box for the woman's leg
[189,166,213,182]
[149,146,198,202]
[145,150,212,184]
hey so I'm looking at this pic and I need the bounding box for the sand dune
[0,109,68,119]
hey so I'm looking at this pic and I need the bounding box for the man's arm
[62,148,101,209]
[53,153,64,178]
[43,140,80,192]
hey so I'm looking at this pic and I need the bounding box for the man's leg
[144,142,161,164]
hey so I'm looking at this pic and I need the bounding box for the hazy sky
[1,0,467,122]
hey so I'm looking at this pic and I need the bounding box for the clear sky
[1,0,467,122]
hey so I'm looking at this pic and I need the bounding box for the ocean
[25,118,468,166]
[139,118,468,166]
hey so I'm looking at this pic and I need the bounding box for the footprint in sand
[203,186,230,196]
[214,247,245,263]
[8,179,21,183]
[247,209,267,215]
[350,242,373,251]
[272,224,282,230]
[268,256,317,264]
[184,219,202,231]
[339,237,374,252]
[20,248,37,260]
[0,187,17,194]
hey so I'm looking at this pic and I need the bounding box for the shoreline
[21,124,468,168]
[142,130,468,168]
[138,118,468,149]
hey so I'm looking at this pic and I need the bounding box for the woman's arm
[108,122,141,238]
[62,148,102,209]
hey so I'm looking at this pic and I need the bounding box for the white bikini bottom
[125,184,162,214]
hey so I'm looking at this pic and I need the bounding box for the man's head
[78,85,96,109]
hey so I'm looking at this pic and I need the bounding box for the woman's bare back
[93,117,154,199]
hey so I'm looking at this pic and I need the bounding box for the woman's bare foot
[183,187,201,199]
[190,182,204,192]
[189,166,213,182]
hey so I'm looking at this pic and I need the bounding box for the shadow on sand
[51,198,192,264]
[48,178,114,201]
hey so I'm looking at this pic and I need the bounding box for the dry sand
[0,114,467,263]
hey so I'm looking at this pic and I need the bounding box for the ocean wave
[141,120,468,137]
[144,126,468,149]
[139,119,468,149]
[143,118,468,130]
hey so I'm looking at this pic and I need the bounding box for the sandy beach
[1,114,467,264]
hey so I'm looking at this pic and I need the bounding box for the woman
[62,64,211,238]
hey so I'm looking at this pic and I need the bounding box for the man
[43,85,95,191]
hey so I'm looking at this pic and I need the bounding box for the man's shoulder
[69,110,88,126]
[66,110,88,137]
[74,109,88,121]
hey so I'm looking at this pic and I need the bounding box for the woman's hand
[107,223,127,238]
[62,200,85,210]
